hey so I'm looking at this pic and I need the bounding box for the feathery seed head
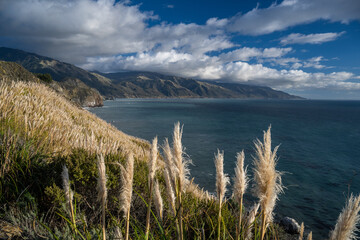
[330,194,360,240]
[164,169,176,216]
[163,138,178,182]
[114,226,124,240]
[252,126,283,223]
[233,150,248,204]
[153,180,163,220]
[62,165,73,204]
[172,122,190,190]
[97,154,107,205]
[120,153,135,217]
[215,150,229,203]
[307,232,312,240]
[148,136,158,186]
[245,203,260,240]
[299,222,304,240]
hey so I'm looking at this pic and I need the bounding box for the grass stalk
[97,154,107,240]
[120,153,135,240]
[214,150,229,240]
[62,165,75,227]
[233,150,248,240]
[145,183,153,240]
[145,137,158,240]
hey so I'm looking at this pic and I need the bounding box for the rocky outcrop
[51,78,103,107]
[279,217,301,234]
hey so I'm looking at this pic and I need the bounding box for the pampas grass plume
[233,150,248,239]
[329,194,360,240]
[153,180,163,220]
[97,154,107,240]
[244,203,260,240]
[252,126,283,239]
[214,149,229,240]
[215,150,229,203]
[62,165,73,206]
[120,153,134,217]
[97,154,107,205]
[62,165,75,226]
[164,169,176,216]
[307,232,312,240]
[299,222,304,240]
[149,136,158,186]
[120,153,135,240]
[233,150,248,203]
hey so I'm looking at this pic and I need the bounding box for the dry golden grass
[0,80,149,159]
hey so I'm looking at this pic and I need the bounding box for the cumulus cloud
[0,0,232,63]
[280,32,345,45]
[219,47,292,62]
[82,49,359,91]
[267,56,330,70]
[228,0,360,35]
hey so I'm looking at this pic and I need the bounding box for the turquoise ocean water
[89,99,360,238]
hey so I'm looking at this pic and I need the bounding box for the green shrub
[35,73,53,83]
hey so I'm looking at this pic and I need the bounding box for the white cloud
[0,0,232,63]
[219,47,292,62]
[228,0,360,35]
[83,49,359,91]
[280,32,345,45]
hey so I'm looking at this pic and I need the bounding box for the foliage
[35,73,53,83]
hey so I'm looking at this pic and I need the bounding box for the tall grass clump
[252,126,283,240]
[329,194,360,240]
[214,150,229,240]
[119,153,135,240]
[233,150,248,240]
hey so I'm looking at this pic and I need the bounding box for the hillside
[0,47,303,103]
[99,71,303,99]
[0,47,105,107]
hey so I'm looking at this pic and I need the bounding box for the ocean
[89,98,360,238]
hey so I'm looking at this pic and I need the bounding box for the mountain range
[0,47,303,107]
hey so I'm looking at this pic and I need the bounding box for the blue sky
[0,0,359,99]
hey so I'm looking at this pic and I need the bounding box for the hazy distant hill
[0,47,303,102]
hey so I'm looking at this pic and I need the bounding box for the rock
[280,217,301,234]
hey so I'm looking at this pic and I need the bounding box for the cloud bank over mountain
[0,0,359,95]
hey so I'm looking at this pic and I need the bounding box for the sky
[0,0,359,99]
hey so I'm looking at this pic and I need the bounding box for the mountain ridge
[0,47,304,104]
